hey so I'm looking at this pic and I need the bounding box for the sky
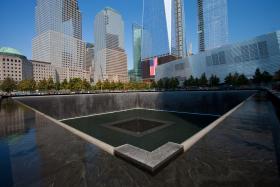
[0,0,280,70]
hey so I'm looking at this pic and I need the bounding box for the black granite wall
[14,91,256,120]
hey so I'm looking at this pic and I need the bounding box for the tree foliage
[224,72,249,86]
[156,78,179,90]
[18,79,36,91]
[37,78,48,91]
[1,77,17,93]
[209,75,220,87]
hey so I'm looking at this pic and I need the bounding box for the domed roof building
[0,47,26,58]
[0,47,32,82]
[0,47,23,56]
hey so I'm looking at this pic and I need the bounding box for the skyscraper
[94,7,128,83]
[132,24,142,81]
[198,0,229,52]
[32,0,88,82]
[141,0,186,81]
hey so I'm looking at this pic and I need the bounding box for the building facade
[132,24,142,81]
[198,0,229,52]
[141,0,186,80]
[31,60,56,82]
[94,7,128,83]
[85,43,94,81]
[0,47,33,82]
[32,0,87,82]
[156,31,280,83]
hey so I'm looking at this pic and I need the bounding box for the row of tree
[0,78,91,93]
[154,68,280,89]
[1,68,280,93]
[94,80,151,90]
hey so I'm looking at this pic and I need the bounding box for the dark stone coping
[268,90,280,105]
[114,142,183,173]
[101,117,173,137]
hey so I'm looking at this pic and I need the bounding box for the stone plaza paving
[0,92,280,186]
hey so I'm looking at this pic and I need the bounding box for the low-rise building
[31,60,56,82]
[0,47,33,82]
[156,31,280,83]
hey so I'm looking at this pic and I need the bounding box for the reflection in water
[0,99,41,187]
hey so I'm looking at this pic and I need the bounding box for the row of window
[2,63,21,66]
[2,70,21,73]
[2,66,21,70]
[206,41,269,66]
[2,58,21,62]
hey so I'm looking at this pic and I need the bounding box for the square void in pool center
[102,117,173,137]
[62,109,218,151]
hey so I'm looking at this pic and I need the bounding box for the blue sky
[0,0,280,70]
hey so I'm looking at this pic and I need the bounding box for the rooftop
[0,47,23,56]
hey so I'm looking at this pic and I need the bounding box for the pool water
[62,109,218,151]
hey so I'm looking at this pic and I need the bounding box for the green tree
[61,79,68,90]
[224,73,233,85]
[82,79,91,91]
[95,80,103,90]
[1,77,17,93]
[237,74,249,86]
[37,78,48,91]
[157,79,164,89]
[253,68,263,84]
[169,78,179,90]
[115,81,123,90]
[151,80,157,89]
[18,80,36,91]
[209,75,220,87]
[69,78,83,91]
[164,78,170,89]
[55,81,61,91]
[262,71,273,83]
[232,73,240,86]
[199,73,208,86]
[184,75,196,87]
[47,77,55,90]
[103,79,110,90]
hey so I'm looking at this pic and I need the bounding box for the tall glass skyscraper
[141,0,186,64]
[132,24,142,81]
[94,7,128,83]
[32,0,87,82]
[198,0,229,52]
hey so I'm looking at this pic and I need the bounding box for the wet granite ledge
[114,142,183,173]
[268,90,280,105]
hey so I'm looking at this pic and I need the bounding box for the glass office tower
[141,0,186,81]
[94,7,128,83]
[32,0,87,82]
[141,0,186,63]
[132,24,142,81]
[198,0,229,52]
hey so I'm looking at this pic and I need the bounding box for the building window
[218,51,226,64]
[206,56,212,66]
[258,41,269,58]
[241,46,250,62]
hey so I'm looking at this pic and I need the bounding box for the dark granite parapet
[14,91,255,120]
